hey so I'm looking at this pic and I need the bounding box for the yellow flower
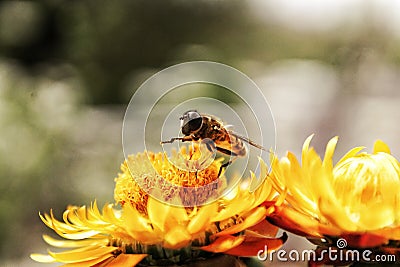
[114,147,226,211]
[268,135,400,251]
[31,147,287,266]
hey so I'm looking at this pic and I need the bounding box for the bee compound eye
[187,116,202,131]
[181,111,202,135]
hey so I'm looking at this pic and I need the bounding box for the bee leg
[160,137,184,144]
[218,159,234,177]
[160,136,193,144]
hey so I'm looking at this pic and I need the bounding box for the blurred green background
[1,1,400,266]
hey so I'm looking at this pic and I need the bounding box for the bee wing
[227,130,267,151]
[224,124,235,130]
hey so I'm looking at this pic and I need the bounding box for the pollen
[114,145,225,214]
[114,161,149,215]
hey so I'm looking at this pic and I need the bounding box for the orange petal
[200,235,245,253]
[107,254,147,267]
[260,200,277,209]
[267,206,314,237]
[373,225,400,240]
[223,232,288,256]
[267,205,340,238]
[245,219,279,239]
[340,233,389,248]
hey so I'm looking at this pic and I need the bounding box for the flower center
[114,146,225,216]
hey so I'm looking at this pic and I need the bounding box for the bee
[161,110,266,176]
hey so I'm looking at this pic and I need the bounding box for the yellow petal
[247,157,270,193]
[48,246,118,263]
[200,235,245,253]
[107,254,147,267]
[269,156,288,193]
[336,146,365,166]
[39,212,56,230]
[373,139,391,154]
[301,134,316,170]
[318,197,358,232]
[148,197,188,233]
[43,234,108,248]
[67,205,112,231]
[187,203,217,234]
[52,224,100,240]
[287,152,301,176]
[322,136,338,169]
[285,151,319,215]
[212,194,252,222]
[48,211,101,240]
[302,134,314,153]
[60,253,114,267]
[215,207,267,237]
[163,225,191,249]
[90,200,102,218]
[123,204,154,233]
[122,204,161,243]
[102,204,121,225]
[356,203,396,230]
[30,253,55,263]
[252,159,275,208]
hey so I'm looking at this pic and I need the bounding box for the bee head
[180,110,203,135]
